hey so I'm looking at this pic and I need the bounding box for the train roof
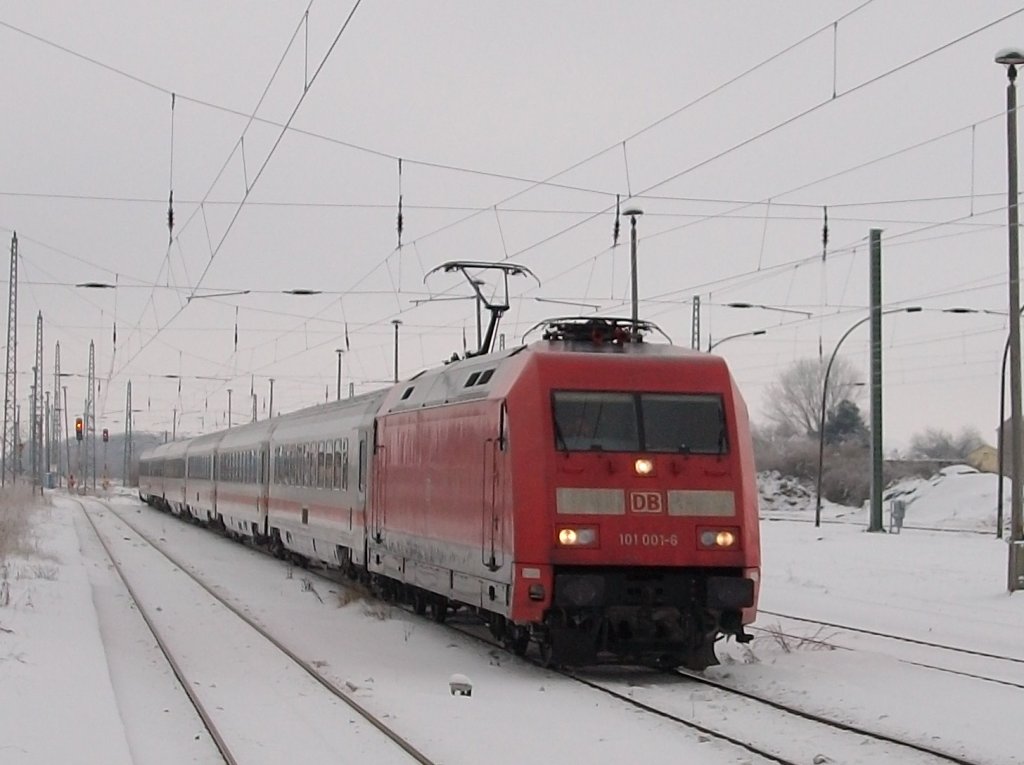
[380,316,725,414]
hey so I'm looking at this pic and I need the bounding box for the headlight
[634,458,654,476]
[698,527,739,549]
[557,526,598,546]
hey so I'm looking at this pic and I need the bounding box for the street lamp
[391,320,402,383]
[335,349,344,401]
[708,329,766,352]
[814,306,921,527]
[997,47,1024,591]
[623,206,644,341]
[726,302,813,318]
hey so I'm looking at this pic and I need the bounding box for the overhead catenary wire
[8,4,1021,427]
[111,0,364,382]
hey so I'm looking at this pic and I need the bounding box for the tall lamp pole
[623,207,644,341]
[997,47,1024,591]
[814,306,921,527]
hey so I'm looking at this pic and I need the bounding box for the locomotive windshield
[552,391,727,454]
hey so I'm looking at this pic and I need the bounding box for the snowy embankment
[759,463,1011,533]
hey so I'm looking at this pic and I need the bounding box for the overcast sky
[2,1,1024,449]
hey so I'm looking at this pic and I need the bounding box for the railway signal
[74,417,83,441]
[102,428,108,443]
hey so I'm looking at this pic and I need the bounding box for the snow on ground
[0,469,1022,764]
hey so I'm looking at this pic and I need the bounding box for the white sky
[3,1,1024,447]
[2,473,1021,763]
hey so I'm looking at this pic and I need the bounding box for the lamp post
[335,349,344,401]
[707,303,810,350]
[814,306,921,527]
[708,329,766,352]
[623,206,644,341]
[391,320,402,383]
[726,302,813,318]
[997,47,1024,591]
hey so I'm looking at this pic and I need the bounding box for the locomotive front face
[511,349,760,669]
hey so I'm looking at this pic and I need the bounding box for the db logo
[629,491,664,513]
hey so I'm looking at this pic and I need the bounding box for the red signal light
[102,428,109,443]
[75,417,83,441]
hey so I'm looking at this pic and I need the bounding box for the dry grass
[0,483,43,564]
[761,622,838,653]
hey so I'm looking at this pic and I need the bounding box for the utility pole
[44,391,50,481]
[868,229,884,532]
[335,349,344,401]
[392,320,402,383]
[87,340,96,490]
[227,389,233,429]
[53,342,62,485]
[269,378,275,418]
[33,312,43,492]
[62,386,70,488]
[996,48,1024,590]
[123,380,132,486]
[2,233,18,486]
[623,207,644,341]
[29,375,36,490]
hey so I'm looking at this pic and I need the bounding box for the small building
[966,444,999,474]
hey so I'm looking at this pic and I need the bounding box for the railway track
[436,617,978,764]
[754,609,1024,690]
[104,493,997,764]
[76,497,438,765]
[568,665,981,765]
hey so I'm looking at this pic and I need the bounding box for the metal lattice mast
[123,380,132,485]
[53,342,62,484]
[33,312,43,489]
[690,295,701,350]
[2,234,18,486]
[87,340,96,490]
[29,370,37,487]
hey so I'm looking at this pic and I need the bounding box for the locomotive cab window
[552,391,727,454]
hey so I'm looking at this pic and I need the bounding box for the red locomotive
[139,315,759,669]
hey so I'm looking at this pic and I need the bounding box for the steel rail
[87,497,438,765]
[74,498,238,765]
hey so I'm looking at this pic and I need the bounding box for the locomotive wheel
[538,640,558,668]
[428,597,447,623]
[506,631,530,657]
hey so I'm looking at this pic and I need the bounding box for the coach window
[341,438,349,490]
[323,445,333,489]
[358,438,366,493]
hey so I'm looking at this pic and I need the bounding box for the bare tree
[908,427,984,460]
[761,357,863,437]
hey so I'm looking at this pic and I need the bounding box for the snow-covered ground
[759,464,1011,533]
[1,469,1021,764]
